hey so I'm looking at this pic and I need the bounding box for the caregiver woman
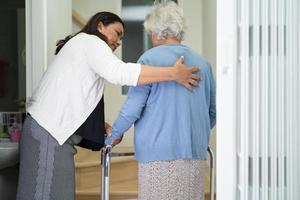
[16,11,200,200]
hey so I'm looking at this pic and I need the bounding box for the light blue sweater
[106,43,216,163]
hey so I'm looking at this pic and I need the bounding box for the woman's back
[125,43,216,163]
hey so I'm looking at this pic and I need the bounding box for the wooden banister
[72,9,86,28]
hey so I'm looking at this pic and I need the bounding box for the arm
[139,56,200,91]
[84,37,200,90]
[105,85,151,145]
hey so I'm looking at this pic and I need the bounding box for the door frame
[25,0,48,100]
[216,0,237,199]
[25,0,72,100]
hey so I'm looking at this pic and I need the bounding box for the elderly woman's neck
[153,36,181,46]
[165,36,181,44]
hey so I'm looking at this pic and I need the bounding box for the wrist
[105,136,111,145]
[169,66,177,81]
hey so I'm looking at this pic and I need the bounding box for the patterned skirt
[138,159,206,200]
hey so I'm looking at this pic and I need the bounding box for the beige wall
[178,0,216,73]
[203,0,217,75]
[72,0,121,33]
[47,0,72,65]
[203,0,217,150]
[178,0,203,54]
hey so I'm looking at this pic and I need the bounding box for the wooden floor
[77,192,212,200]
[75,147,213,200]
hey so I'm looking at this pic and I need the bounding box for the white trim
[25,0,32,100]
[25,0,48,100]
[286,0,294,199]
[277,0,285,199]
[25,0,72,100]
[240,1,250,199]
[216,0,237,199]
[261,0,269,199]
[251,0,260,199]
[270,1,278,199]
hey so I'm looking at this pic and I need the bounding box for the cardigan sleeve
[83,34,141,86]
[105,84,151,145]
[105,57,152,145]
[208,66,216,128]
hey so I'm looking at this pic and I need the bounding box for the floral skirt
[138,159,206,200]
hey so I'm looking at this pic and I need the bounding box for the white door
[217,0,300,199]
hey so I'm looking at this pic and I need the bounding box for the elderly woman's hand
[104,123,124,147]
[173,56,201,91]
[105,134,123,147]
[110,135,124,146]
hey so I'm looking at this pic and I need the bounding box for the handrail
[72,9,86,28]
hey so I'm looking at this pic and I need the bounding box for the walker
[100,146,215,200]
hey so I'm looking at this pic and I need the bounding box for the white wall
[47,0,72,64]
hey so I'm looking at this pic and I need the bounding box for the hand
[105,135,123,147]
[173,56,201,91]
[110,135,124,146]
[105,122,112,137]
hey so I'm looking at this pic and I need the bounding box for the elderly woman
[106,2,216,199]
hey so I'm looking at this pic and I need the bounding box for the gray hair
[144,1,186,40]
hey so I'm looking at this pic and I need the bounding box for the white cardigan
[27,33,141,145]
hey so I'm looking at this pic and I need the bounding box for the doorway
[0,0,26,112]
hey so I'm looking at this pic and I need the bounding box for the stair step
[75,147,138,191]
[76,189,212,200]
[76,187,138,200]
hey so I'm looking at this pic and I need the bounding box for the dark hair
[55,12,124,55]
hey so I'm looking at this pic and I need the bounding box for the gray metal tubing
[207,146,215,200]
[101,146,111,200]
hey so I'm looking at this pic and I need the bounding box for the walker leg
[101,147,111,200]
[208,147,215,200]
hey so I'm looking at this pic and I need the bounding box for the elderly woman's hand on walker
[104,126,123,147]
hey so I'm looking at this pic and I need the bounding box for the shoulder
[71,33,112,53]
[137,45,171,65]
[184,47,212,72]
[138,47,157,63]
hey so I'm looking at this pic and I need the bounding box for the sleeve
[84,35,141,86]
[208,66,216,128]
[105,55,152,144]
